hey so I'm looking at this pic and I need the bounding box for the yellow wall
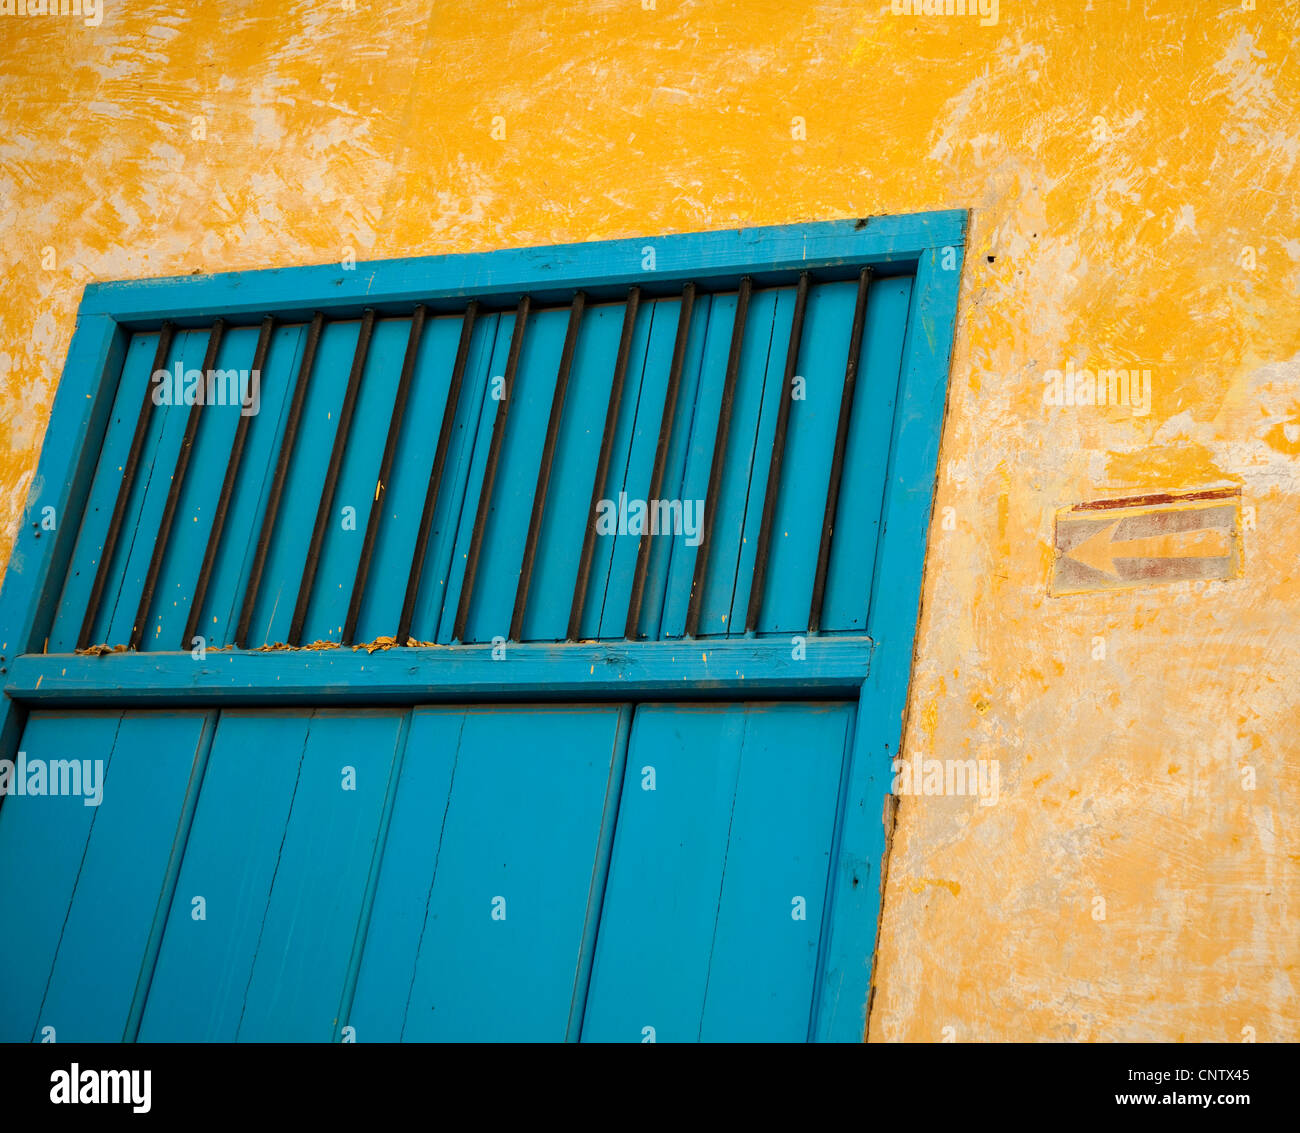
[1,0,1296,1040]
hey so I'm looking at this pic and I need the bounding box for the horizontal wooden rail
[77,212,965,326]
[6,637,873,708]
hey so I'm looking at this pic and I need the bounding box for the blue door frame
[0,211,966,1041]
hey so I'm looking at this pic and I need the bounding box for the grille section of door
[52,270,911,653]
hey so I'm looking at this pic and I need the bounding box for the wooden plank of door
[391,704,627,1041]
[582,700,850,1042]
[0,711,122,1040]
[137,710,311,1040]
[33,710,211,1040]
[699,701,851,1040]
[580,702,747,1042]
[235,710,404,1041]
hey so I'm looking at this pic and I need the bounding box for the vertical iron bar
[77,322,176,650]
[129,320,226,650]
[287,308,376,646]
[510,292,586,641]
[808,266,871,632]
[182,316,274,648]
[624,283,695,640]
[342,306,428,645]
[396,301,479,646]
[567,286,641,641]
[745,271,810,632]
[452,295,531,643]
[684,276,752,638]
[234,312,323,648]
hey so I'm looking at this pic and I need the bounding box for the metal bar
[625,283,695,639]
[567,286,641,641]
[129,320,226,650]
[684,276,752,638]
[510,292,586,641]
[287,308,376,646]
[182,316,275,648]
[808,267,871,632]
[233,312,323,648]
[745,271,810,632]
[452,295,531,642]
[396,301,479,646]
[77,322,175,649]
[342,306,428,645]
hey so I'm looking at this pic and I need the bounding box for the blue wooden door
[1,218,965,1043]
[0,699,852,1042]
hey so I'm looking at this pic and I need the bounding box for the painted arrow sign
[1052,488,1242,595]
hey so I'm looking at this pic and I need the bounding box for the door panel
[139,712,313,1040]
[140,710,406,1041]
[0,709,212,1042]
[351,704,628,1041]
[0,699,852,1042]
[581,700,853,1043]
[0,712,124,1041]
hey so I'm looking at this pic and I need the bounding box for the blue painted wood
[47,328,155,653]
[7,637,872,705]
[136,325,264,650]
[123,709,218,1040]
[566,704,631,1040]
[99,331,210,646]
[581,703,746,1041]
[581,701,849,1042]
[34,710,211,1041]
[26,219,963,662]
[460,309,569,642]
[345,708,461,1041]
[436,316,512,643]
[329,709,410,1040]
[236,710,404,1041]
[750,281,857,633]
[412,313,499,644]
[351,315,474,642]
[136,711,311,1040]
[576,298,655,641]
[197,324,308,647]
[242,320,361,645]
[78,212,968,324]
[815,246,964,1042]
[298,319,409,643]
[639,294,713,640]
[658,292,740,638]
[0,313,126,756]
[699,701,851,1041]
[691,287,781,637]
[593,299,673,639]
[520,301,626,641]
[820,276,914,632]
[0,711,121,1041]
[720,289,793,637]
[48,327,183,650]
[397,705,626,1040]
